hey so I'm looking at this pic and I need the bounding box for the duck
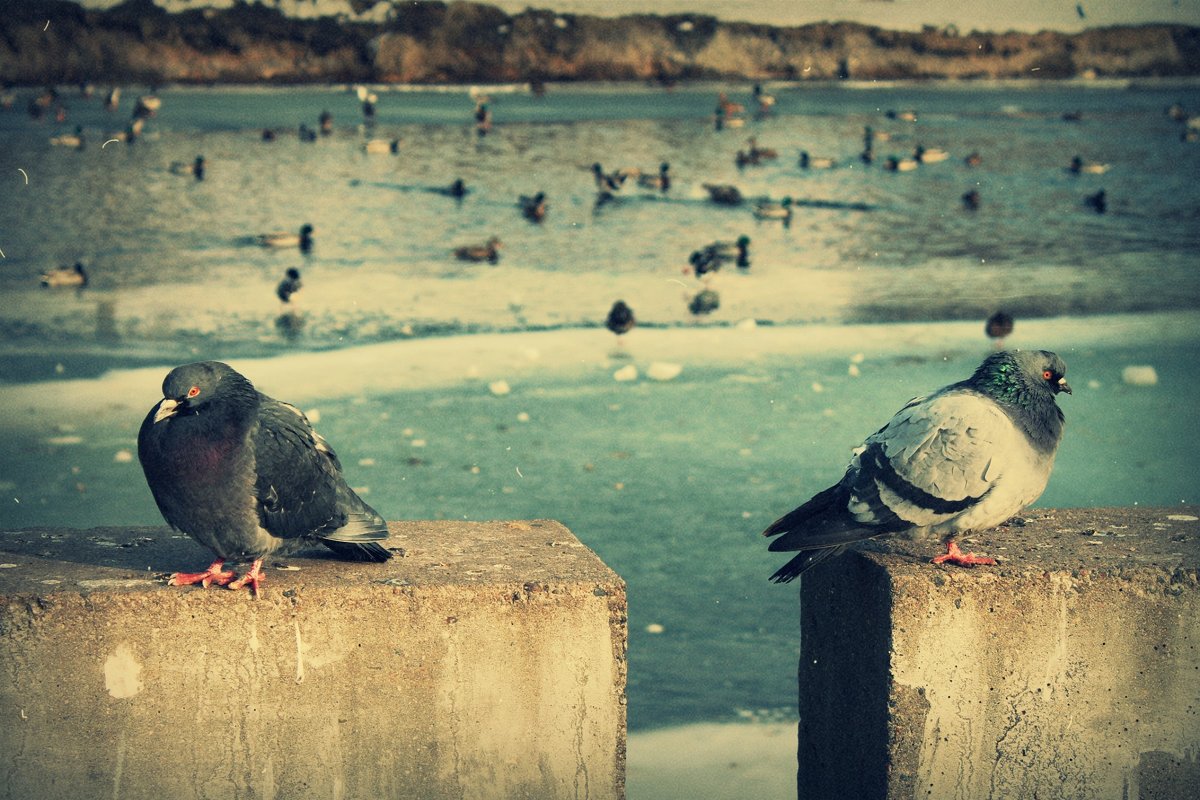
[132,94,160,119]
[429,178,469,199]
[799,150,836,169]
[257,223,315,253]
[753,197,793,224]
[298,124,318,143]
[40,262,88,288]
[914,145,949,164]
[318,110,333,135]
[688,235,751,278]
[702,183,743,206]
[605,300,636,340]
[688,288,720,316]
[453,236,502,264]
[884,156,919,172]
[964,151,983,167]
[1083,189,1107,214]
[363,138,400,154]
[276,268,302,305]
[1067,156,1109,175]
[518,192,547,223]
[985,311,1014,348]
[736,137,777,168]
[715,92,745,117]
[49,125,85,149]
[637,162,671,192]
[106,117,144,145]
[591,163,625,193]
[961,189,981,211]
[169,155,205,180]
[752,83,775,117]
[885,109,917,122]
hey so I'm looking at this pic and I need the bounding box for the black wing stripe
[864,442,985,515]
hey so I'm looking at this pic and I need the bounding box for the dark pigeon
[138,361,391,596]
[764,350,1070,582]
[605,300,635,337]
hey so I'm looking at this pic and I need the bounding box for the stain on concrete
[103,643,142,699]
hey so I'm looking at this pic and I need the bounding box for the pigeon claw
[932,539,997,567]
[168,559,237,589]
[226,559,265,598]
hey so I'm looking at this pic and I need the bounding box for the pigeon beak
[1057,378,1072,395]
[153,398,180,423]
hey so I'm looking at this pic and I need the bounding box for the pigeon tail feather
[769,545,845,583]
[320,538,393,562]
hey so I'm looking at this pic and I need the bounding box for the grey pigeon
[138,361,391,595]
[764,350,1070,582]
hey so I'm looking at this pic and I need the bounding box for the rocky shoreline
[1,0,1198,86]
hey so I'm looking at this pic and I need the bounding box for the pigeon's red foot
[932,539,996,567]
[226,559,264,598]
[168,559,236,589]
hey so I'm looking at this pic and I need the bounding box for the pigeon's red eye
[187,386,201,398]
[1042,370,1053,381]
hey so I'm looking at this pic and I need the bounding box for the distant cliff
[2,0,1199,85]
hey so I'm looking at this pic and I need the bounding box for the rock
[613,365,639,382]
[647,362,683,381]
[1121,365,1158,386]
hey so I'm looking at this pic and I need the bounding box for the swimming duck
[688,288,720,316]
[964,151,983,167]
[453,236,502,264]
[914,145,949,164]
[519,192,548,223]
[49,126,85,149]
[884,156,919,172]
[1067,156,1109,175]
[961,189,981,211]
[736,137,778,168]
[752,83,775,117]
[363,138,400,154]
[1083,189,1107,214]
[40,262,88,288]
[605,300,636,340]
[637,162,671,192]
[885,109,917,122]
[169,155,205,180]
[276,268,302,305]
[429,178,469,199]
[799,151,836,169]
[132,95,160,119]
[702,183,743,206]
[985,311,1014,347]
[688,235,751,278]
[753,197,793,225]
[591,163,625,192]
[257,223,314,253]
[298,124,317,143]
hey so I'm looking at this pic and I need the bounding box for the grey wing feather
[853,389,1009,528]
[252,400,346,541]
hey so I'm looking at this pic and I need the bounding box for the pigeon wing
[251,400,347,541]
[850,389,1008,530]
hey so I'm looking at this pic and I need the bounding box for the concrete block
[798,507,1200,800]
[0,520,626,800]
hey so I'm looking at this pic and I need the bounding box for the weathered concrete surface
[0,520,626,800]
[799,506,1200,800]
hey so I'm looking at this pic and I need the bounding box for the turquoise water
[1,81,1199,731]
